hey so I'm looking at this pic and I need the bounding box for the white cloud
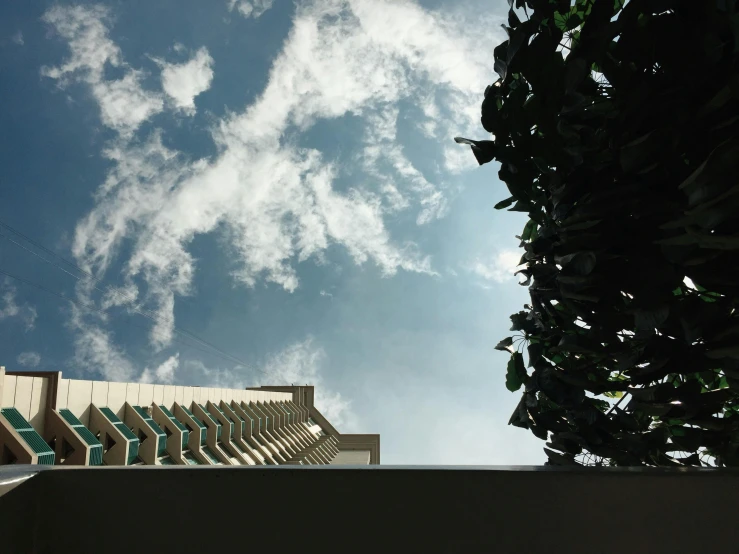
[0,289,20,320]
[17,352,41,368]
[139,353,179,384]
[11,31,24,46]
[229,0,275,19]
[41,6,163,136]
[419,409,544,464]
[175,338,355,430]
[443,142,480,174]
[260,338,355,430]
[360,107,447,224]
[23,306,38,332]
[469,249,522,284]
[46,1,505,372]
[130,338,358,430]
[68,300,136,381]
[417,93,440,138]
[157,47,214,114]
[0,282,37,331]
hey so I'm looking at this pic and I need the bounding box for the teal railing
[237,407,254,434]
[159,405,190,449]
[198,405,222,439]
[99,407,139,465]
[212,405,234,439]
[233,412,247,438]
[1,408,55,465]
[133,406,168,457]
[180,406,207,445]
[183,451,201,465]
[202,445,220,464]
[59,409,103,466]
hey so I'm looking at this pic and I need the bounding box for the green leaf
[554,10,582,32]
[544,448,579,466]
[528,342,544,367]
[560,217,601,231]
[509,200,533,212]
[548,354,564,365]
[508,396,529,428]
[495,337,515,352]
[508,7,521,28]
[506,352,527,392]
[634,305,670,331]
[555,251,597,275]
[510,311,536,333]
[564,57,587,93]
[678,139,739,207]
[453,137,497,165]
[706,346,739,360]
[568,30,581,50]
[553,11,567,31]
[493,40,509,80]
[697,86,731,117]
[521,219,537,241]
[494,196,516,210]
[620,131,661,174]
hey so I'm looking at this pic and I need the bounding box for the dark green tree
[456,0,739,466]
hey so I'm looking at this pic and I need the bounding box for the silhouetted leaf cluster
[458,0,739,466]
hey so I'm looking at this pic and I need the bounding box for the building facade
[0,367,379,467]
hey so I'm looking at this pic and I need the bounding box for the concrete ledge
[0,465,737,553]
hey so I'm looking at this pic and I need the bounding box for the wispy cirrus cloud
[17,351,41,368]
[260,338,355,430]
[41,5,163,137]
[0,282,37,331]
[41,1,504,379]
[173,337,356,431]
[228,0,275,19]
[468,249,522,285]
[67,300,136,381]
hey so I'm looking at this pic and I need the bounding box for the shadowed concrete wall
[0,466,737,554]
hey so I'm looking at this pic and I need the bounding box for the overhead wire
[0,267,266,373]
[0,222,232,357]
[0,220,267,374]
[0,221,237,357]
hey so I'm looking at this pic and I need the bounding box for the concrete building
[0,366,379,467]
[1,368,737,554]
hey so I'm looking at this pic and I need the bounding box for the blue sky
[0,0,544,464]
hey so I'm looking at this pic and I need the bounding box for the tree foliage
[457,0,739,466]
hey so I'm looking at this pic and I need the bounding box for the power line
[0,220,266,374]
[0,220,247,365]
[0,266,266,374]
[0,223,222,354]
